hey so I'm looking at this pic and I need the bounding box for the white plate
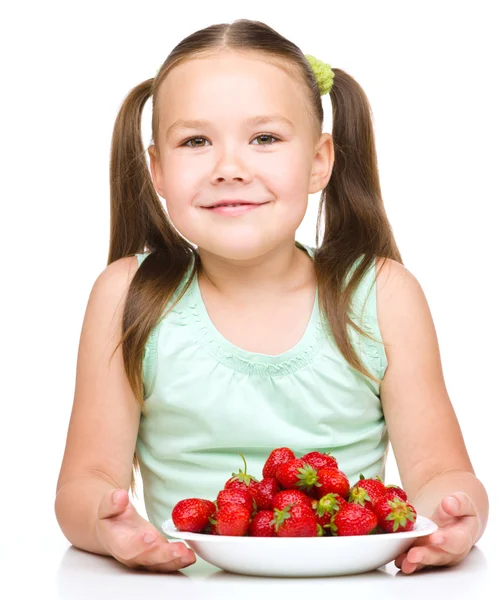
[162,515,438,577]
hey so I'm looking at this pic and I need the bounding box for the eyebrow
[165,114,295,140]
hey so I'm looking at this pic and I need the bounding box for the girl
[55,19,488,575]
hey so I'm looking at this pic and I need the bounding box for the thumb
[431,494,463,528]
[97,488,130,521]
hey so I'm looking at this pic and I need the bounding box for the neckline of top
[183,241,325,372]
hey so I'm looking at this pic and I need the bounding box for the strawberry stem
[239,452,247,473]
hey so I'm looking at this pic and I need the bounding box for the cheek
[268,150,312,199]
[163,157,198,195]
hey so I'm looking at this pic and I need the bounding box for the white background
[2,0,503,593]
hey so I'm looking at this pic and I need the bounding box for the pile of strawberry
[172,447,417,537]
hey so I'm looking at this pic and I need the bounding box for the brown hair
[108,19,402,495]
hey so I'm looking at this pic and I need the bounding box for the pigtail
[314,68,403,382]
[109,79,185,262]
[108,79,196,496]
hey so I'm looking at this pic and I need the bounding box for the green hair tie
[305,54,334,95]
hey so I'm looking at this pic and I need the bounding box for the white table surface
[7,510,498,599]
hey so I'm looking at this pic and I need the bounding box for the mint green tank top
[134,241,388,535]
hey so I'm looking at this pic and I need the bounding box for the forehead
[157,52,309,128]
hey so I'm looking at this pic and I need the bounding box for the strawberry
[271,489,313,511]
[202,499,217,515]
[251,477,282,510]
[211,504,251,536]
[312,493,345,533]
[225,452,260,494]
[348,474,386,510]
[330,502,378,536]
[384,484,408,501]
[172,498,216,533]
[271,502,318,537]
[275,458,319,492]
[373,496,417,533]
[216,487,254,513]
[262,447,296,479]
[249,510,277,537]
[314,468,350,499]
[300,451,338,471]
[203,521,219,535]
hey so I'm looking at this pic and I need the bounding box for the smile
[203,203,270,216]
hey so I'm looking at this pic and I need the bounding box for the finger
[136,543,196,571]
[132,539,196,570]
[442,492,477,519]
[394,551,407,569]
[394,535,432,569]
[404,544,454,571]
[432,492,476,529]
[136,539,194,564]
[142,555,196,573]
[110,527,168,562]
[428,518,478,555]
[431,496,458,528]
[97,488,129,520]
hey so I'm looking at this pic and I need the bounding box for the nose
[211,144,252,184]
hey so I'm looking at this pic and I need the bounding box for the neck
[196,240,311,302]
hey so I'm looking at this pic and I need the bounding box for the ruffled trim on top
[180,288,326,378]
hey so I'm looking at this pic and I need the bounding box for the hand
[394,492,479,574]
[96,488,196,572]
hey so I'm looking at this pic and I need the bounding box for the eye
[183,137,209,148]
[181,134,280,148]
[251,134,279,145]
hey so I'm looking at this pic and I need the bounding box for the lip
[204,200,263,208]
[203,202,270,216]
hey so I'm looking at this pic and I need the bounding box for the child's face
[149,51,333,260]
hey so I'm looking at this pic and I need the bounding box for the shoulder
[89,255,139,313]
[375,256,412,294]
[95,255,139,288]
[374,257,430,344]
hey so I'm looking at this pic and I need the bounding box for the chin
[197,238,276,261]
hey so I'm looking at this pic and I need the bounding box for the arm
[55,255,195,571]
[55,256,142,554]
[375,257,489,573]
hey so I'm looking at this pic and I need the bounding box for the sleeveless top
[134,241,389,536]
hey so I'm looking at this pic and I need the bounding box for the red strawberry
[373,496,417,533]
[216,487,254,513]
[202,499,217,514]
[252,477,282,510]
[312,493,345,533]
[262,447,296,479]
[272,503,318,537]
[272,489,313,511]
[275,458,319,492]
[384,484,408,501]
[202,519,219,535]
[330,502,378,536]
[249,510,277,537]
[212,504,251,536]
[300,451,338,471]
[315,468,350,499]
[172,498,216,533]
[348,474,386,510]
[225,452,260,494]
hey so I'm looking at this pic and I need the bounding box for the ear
[308,132,334,194]
[148,145,165,198]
